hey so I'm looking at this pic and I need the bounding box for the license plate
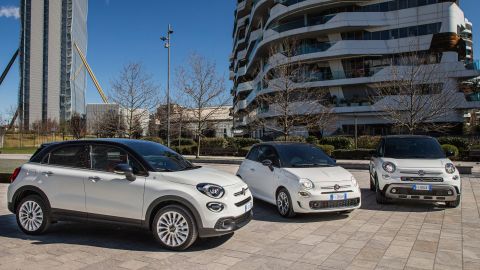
[413,184,431,191]
[245,200,253,212]
[330,193,347,201]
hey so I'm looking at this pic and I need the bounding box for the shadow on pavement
[0,214,232,252]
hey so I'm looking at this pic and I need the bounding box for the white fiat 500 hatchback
[7,139,252,250]
[237,142,361,217]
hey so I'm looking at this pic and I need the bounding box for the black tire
[152,205,198,251]
[16,195,50,235]
[375,178,389,204]
[446,196,460,208]
[369,174,375,191]
[276,188,296,218]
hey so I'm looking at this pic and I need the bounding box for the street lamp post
[161,24,173,147]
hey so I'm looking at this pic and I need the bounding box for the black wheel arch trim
[11,185,51,213]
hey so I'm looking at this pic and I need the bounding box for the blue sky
[0,0,479,117]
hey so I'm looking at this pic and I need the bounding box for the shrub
[171,138,196,146]
[317,144,335,156]
[332,149,375,160]
[238,146,252,157]
[357,136,381,149]
[172,145,197,155]
[471,144,480,150]
[226,137,261,149]
[274,136,306,142]
[319,136,354,150]
[437,137,470,150]
[441,144,459,158]
[306,136,319,145]
[142,137,164,144]
[200,137,227,148]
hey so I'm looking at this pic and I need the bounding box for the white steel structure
[230,0,480,138]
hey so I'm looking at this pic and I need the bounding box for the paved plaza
[0,165,479,269]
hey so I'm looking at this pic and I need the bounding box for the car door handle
[250,168,255,172]
[88,176,101,183]
[42,171,54,176]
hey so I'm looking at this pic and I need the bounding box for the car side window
[91,145,146,175]
[377,140,385,157]
[49,145,90,169]
[258,146,280,167]
[246,146,259,161]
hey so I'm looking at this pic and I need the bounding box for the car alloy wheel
[152,205,198,250]
[276,188,295,217]
[157,211,189,247]
[16,195,50,235]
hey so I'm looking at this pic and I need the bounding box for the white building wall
[28,0,44,125]
[47,0,61,122]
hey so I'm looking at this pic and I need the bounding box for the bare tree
[94,110,126,138]
[256,38,335,141]
[371,51,460,134]
[110,62,159,138]
[69,113,86,139]
[176,53,230,157]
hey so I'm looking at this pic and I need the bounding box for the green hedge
[171,138,196,146]
[437,137,471,150]
[333,149,375,160]
[317,144,335,156]
[226,137,261,149]
[306,136,319,145]
[319,137,354,150]
[171,145,197,155]
[274,136,306,142]
[200,138,227,148]
[441,144,459,158]
[357,136,381,149]
[142,137,164,144]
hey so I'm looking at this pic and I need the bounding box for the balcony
[466,60,480,71]
[237,81,254,93]
[234,100,247,113]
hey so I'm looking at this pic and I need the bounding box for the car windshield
[123,140,199,172]
[276,144,336,168]
[384,137,445,159]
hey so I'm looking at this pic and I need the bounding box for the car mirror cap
[113,163,136,181]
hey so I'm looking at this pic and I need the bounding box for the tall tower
[19,0,88,130]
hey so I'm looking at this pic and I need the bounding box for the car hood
[283,166,353,183]
[381,158,450,169]
[156,166,244,187]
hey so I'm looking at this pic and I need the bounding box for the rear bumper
[383,183,459,202]
[198,210,253,238]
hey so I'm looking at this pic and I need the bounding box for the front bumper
[383,183,459,202]
[292,188,361,213]
[198,210,253,238]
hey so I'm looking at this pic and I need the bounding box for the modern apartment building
[19,0,88,130]
[230,0,480,138]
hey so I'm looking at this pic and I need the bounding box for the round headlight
[445,163,456,174]
[299,178,314,190]
[382,162,396,173]
[197,183,225,199]
[351,177,359,187]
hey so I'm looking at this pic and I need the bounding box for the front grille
[235,196,252,207]
[309,198,360,210]
[321,185,351,190]
[401,177,443,182]
[394,187,453,196]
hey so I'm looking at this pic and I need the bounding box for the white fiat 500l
[237,142,361,217]
[7,139,252,250]
[370,135,461,207]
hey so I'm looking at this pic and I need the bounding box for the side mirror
[445,150,455,158]
[262,159,274,171]
[114,163,136,181]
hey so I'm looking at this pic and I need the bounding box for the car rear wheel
[152,205,198,251]
[276,188,295,218]
[16,195,50,235]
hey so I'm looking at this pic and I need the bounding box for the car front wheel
[276,188,295,218]
[446,196,460,208]
[16,195,50,235]
[152,205,198,251]
[375,178,389,204]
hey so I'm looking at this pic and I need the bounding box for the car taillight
[9,167,21,183]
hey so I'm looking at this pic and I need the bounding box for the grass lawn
[0,147,38,154]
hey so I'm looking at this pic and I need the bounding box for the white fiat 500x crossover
[370,135,461,207]
[7,139,253,250]
[237,142,361,217]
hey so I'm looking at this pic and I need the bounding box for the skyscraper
[19,0,88,129]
